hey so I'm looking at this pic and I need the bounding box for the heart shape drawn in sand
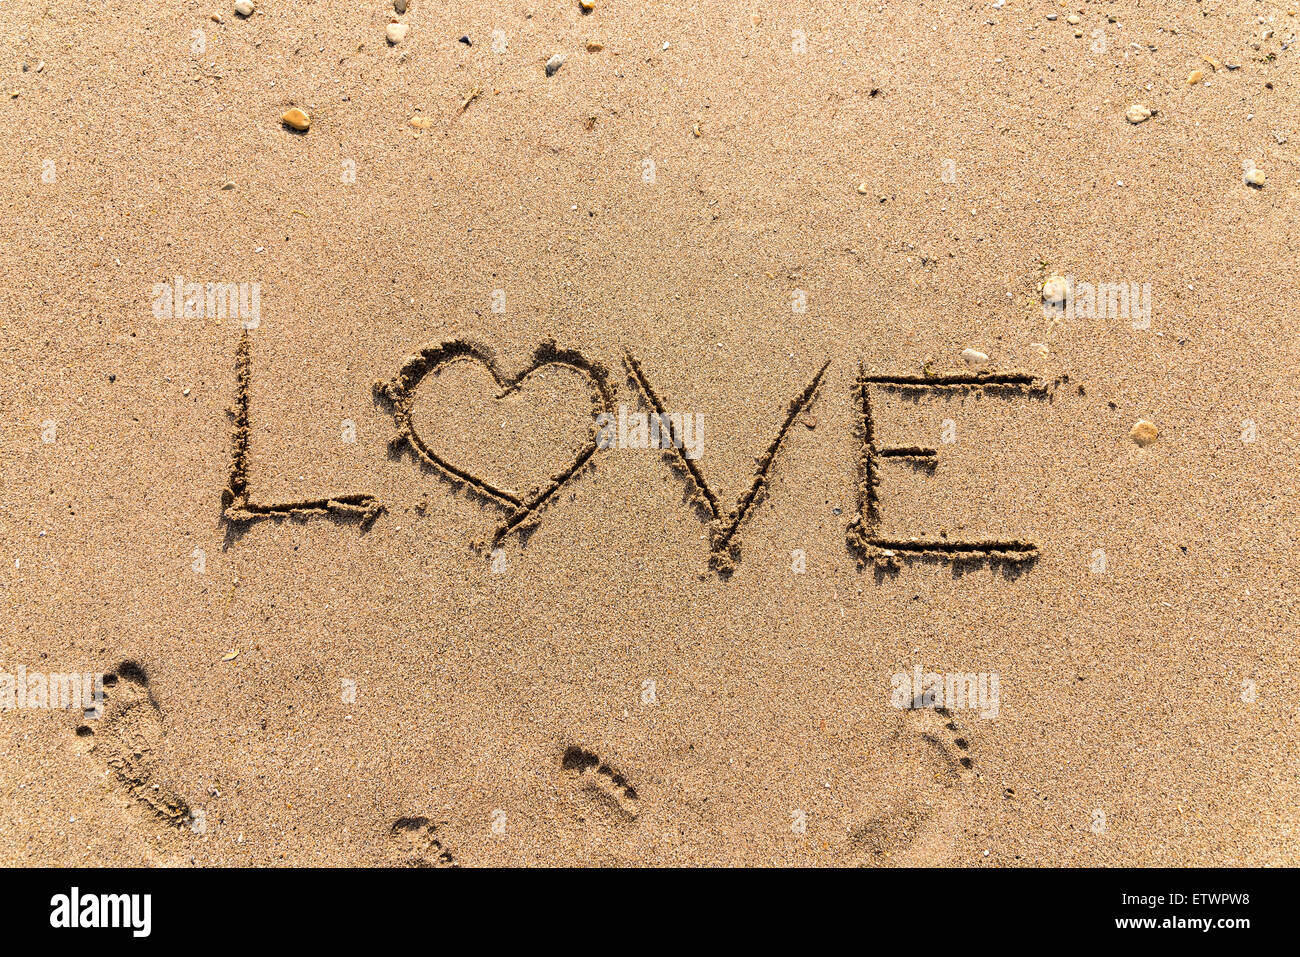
[374,339,615,543]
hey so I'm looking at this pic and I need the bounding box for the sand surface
[2,0,1298,866]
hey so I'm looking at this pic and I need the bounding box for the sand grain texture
[2,1,1297,866]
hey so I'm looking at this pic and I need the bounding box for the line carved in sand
[223,331,385,528]
[222,334,1056,574]
[846,364,1050,570]
[623,351,830,574]
[373,338,615,545]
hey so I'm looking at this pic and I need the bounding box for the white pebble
[1042,275,1069,304]
[234,0,254,16]
[961,348,988,367]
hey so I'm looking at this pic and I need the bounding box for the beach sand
[2,0,1297,866]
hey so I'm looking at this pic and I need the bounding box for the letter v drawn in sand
[373,338,615,545]
[623,351,830,574]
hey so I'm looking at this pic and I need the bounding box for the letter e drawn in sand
[623,351,830,575]
[373,338,615,546]
[222,331,385,530]
[845,365,1050,573]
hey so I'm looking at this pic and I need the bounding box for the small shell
[1042,275,1069,304]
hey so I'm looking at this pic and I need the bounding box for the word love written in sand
[222,333,1052,574]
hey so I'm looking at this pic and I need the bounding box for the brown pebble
[1129,420,1159,446]
[803,414,818,430]
[281,107,311,131]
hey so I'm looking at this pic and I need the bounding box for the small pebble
[580,0,595,11]
[1243,168,1266,188]
[546,53,565,76]
[281,107,311,131]
[961,348,988,367]
[1042,274,1069,304]
[855,182,869,194]
[1125,104,1152,123]
[1187,69,1205,85]
[459,35,471,45]
[1046,13,1058,20]
[586,40,604,52]
[409,115,433,129]
[221,180,236,190]
[1030,342,1049,358]
[234,0,254,16]
[387,22,409,44]
[395,0,407,11]
[803,414,818,430]
[1129,420,1159,446]
[1066,13,1080,24]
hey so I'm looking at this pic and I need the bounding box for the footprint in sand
[561,745,640,822]
[74,661,193,828]
[388,816,459,867]
[905,703,977,777]
[851,704,976,863]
